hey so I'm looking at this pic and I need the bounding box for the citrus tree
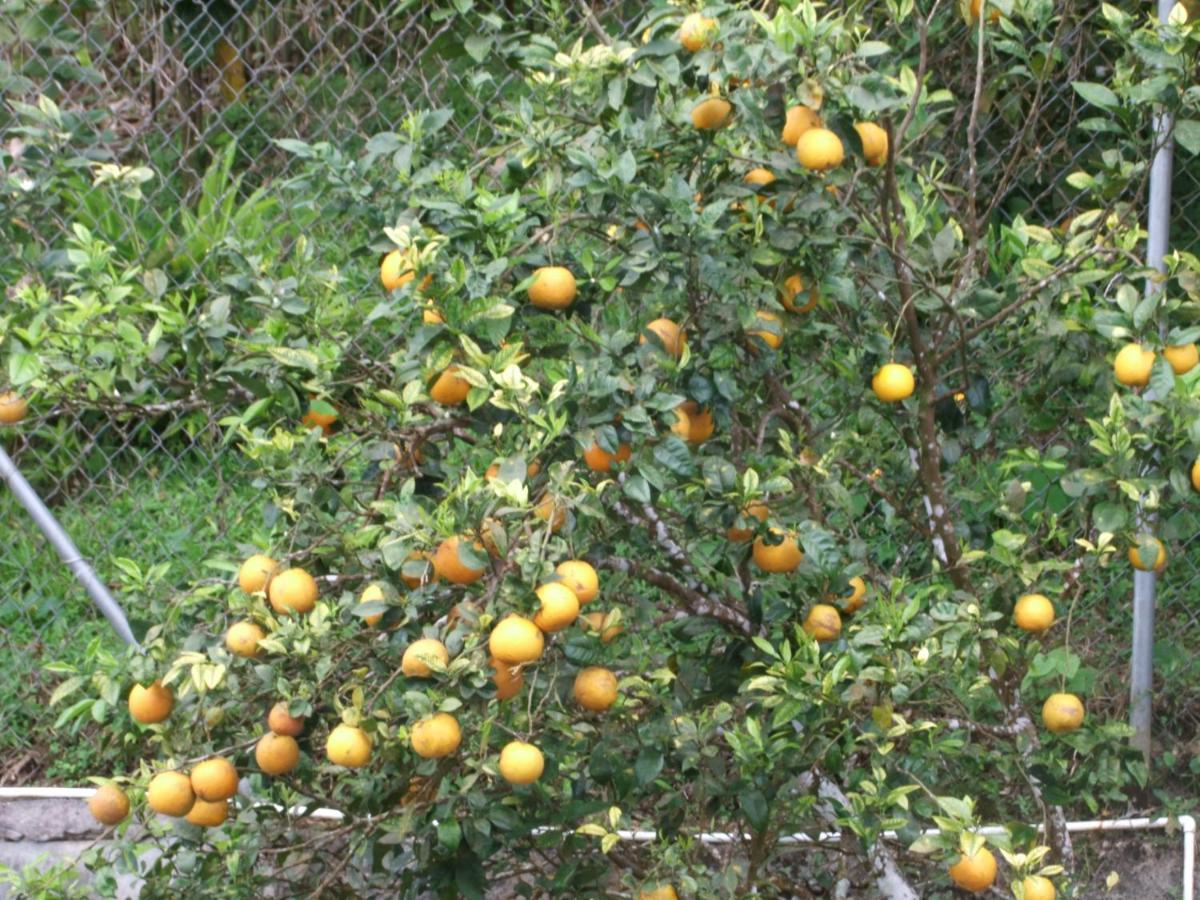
[31,0,1200,897]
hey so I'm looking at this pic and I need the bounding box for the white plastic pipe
[1,788,1192,897]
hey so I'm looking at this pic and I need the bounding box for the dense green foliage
[4,0,1200,897]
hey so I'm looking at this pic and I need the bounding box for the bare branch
[601,556,757,637]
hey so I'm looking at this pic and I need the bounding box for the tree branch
[600,556,756,637]
[798,768,920,900]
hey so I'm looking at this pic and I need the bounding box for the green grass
[0,449,266,783]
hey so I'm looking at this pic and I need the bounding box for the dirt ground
[1075,830,1185,899]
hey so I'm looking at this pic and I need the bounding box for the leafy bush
[17,0,1200,897]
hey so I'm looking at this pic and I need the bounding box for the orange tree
[41,1,1200,897]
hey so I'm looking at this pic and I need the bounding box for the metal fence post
[0,444,140,648]
[1130,0,1177,766]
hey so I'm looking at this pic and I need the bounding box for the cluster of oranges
[1113,340,1198,573]
[944,592,1083,895]
[677,13,915,407]
[94,550,622,826]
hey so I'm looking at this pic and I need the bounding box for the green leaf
[267,346,320,372]
[739,789,769,830]
[653,438,695,476]
[463,34,492,64]
[8,350,40,385]
[1072,82,1120,110]
[1092,501,1127,533]
[935,795,972,820]
[614,149,637,184]
[1149,357,1176,399]
[623,474,652,503]
[438,819,462,852]
[634,747,663,785]
[49,676,85,707]
[856,40,891,57]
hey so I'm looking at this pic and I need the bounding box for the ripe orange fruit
[326,723,372,767]
[1113,343,1155,386]
[671,401,714,444]
[0,392,29,424]
[533,582,580,632]
[583,440,632,472]
[268,702,304,736]
[796,127,844,171]
[432,536,487,584]
[872,363,915,402]
[268,567,319,615]
[969,0,1002,23]
[380,249,417,291]
[555,560,599,603]
[88,784,130,826]
[191,757,238,802]
[1042,692,1085,733]
[780,273,818,313]
[679,12,717,51]
[781,105,822,146]
[580,610,623,643]
[728,501,770,541]
[1021,875,1056,900]
[401,550,433,588]
[490,614,545,664]
[255,732,300,776]
[803,604,842,641]
[853,121,888,166]
[948,846,997,893]
[691,97,732,130]
[226,620,266,658]
[744,167,775,187]
[1128,536,1166,573]
[429,365,473,405]
[533,494,567,532]
[1191,458,1200,492]
[498,740,544,785]
[1014,593,1055,632]
[185,798,228,828]
[747,310,784,349]
[480,517,505,558]
[402,638,450,677]
[1164,343,1198,374]
[752,529,803,573]
[528,266,577,310]
[639,887,679,900]
[146,771,195,817]
[837,576,868,614]
[491,658,525,701]
[128,681,174,724]
[641,317,686,358]
[574,666,618,711]
[411,712,461,759]
[300,403,337,434]
[359,582,386,627]
[237,554,277,594]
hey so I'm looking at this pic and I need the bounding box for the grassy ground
[0,450,265,784]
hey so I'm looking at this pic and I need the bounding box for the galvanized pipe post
[0,443,140,648]
[1130,0,1177,766]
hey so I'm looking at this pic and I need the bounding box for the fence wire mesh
[1,0,1197,790]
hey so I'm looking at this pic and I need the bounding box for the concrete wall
[0,796,140,899]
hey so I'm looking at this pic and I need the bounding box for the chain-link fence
[1,0,1197,791]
